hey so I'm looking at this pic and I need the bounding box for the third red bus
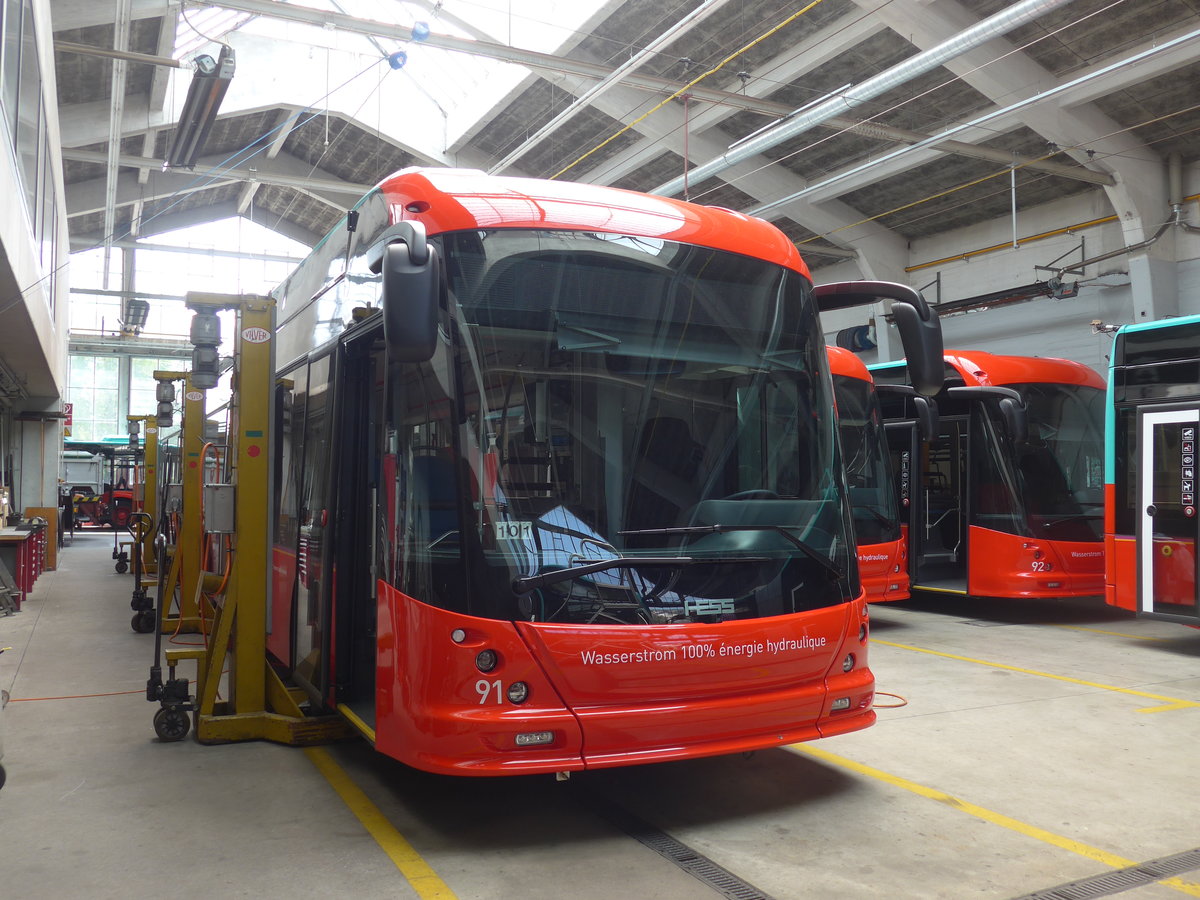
[870,351,1105,601]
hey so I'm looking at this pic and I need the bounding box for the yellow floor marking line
[305,747,457,900]
[1051,624,1168,641]
[874,638,1200,714]
[792,744,1200,897]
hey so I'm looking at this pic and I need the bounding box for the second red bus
[870,351,1105,601]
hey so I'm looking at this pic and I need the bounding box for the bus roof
[1114,312,1200,336]
[869,351,1104,389]
[943,351,1105,389]
[376,168,811,279]
[827,345,873,382]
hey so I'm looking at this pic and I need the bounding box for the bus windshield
[1012,382,1105,541]
[833,374,900,544]
[389,229,857,625]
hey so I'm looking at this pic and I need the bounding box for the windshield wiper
[512,555,770,594]
[619,524,845,582]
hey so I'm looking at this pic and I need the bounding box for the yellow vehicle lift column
[125,415,159,633]
[126,414,158,573]
[157,292,350,746]
[152,370,207,635]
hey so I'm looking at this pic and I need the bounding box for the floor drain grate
[583,792,776,900]
[1011,847,1200,899]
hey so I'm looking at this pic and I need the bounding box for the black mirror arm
[813,280,944,398]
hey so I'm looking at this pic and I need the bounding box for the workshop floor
[1,530,1198,899]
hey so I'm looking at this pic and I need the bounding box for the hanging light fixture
[120,298,150,337]
[164,45,236,169]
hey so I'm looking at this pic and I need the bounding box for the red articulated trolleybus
[1105,313,1200,625]
[871,352,1106,601]
[828,347,914,603]
[269,168,942,776]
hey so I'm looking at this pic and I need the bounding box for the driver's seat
[625,417,703,543]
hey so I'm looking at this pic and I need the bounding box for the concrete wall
[818,160,1200,380]
[0,0,71,513]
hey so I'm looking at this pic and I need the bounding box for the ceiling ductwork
[652,0,1076,198]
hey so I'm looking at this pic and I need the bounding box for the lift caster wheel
[115,559,128,574]
[131,610,156,633]
[154,707,191,742]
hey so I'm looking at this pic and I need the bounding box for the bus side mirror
[813,280,943,398]
[889,300,943,399]
[1000,397,1028,444]
[914,396,938,442]
[368,222,440,363]
[946,386,1028,443]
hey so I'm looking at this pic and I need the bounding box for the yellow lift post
[125,415,159,633]
[147,370,209,636]
[151,292,351,745]
[112,416,147,575]
[128,414,159,574]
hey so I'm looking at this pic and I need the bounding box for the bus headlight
[842,653,856,672]
[476,649,498,672]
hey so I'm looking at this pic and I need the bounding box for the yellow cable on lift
[551,0,828,180]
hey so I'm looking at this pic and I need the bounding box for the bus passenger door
[293,352,337,702]
[1138,407,1200,622]
[332,337,384,729]
[914,417,967,592]
[885,422,919,586]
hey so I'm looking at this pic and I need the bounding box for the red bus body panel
[269,547,295,663]
[967,526,1104,599]
[827,345,870,382]
[375,580,874,776]
[378,169,812,280]
[1106,535,1137,611]
[945,351,1106,390]
[1151,539,1197,608]
[1108,532,1198,612]
[1105,481,1137,611]
[858,538,910,602]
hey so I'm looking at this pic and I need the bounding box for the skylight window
[229,0,616,152]
[175,7,256,61]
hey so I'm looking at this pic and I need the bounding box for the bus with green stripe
[1106,314,1200,625]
